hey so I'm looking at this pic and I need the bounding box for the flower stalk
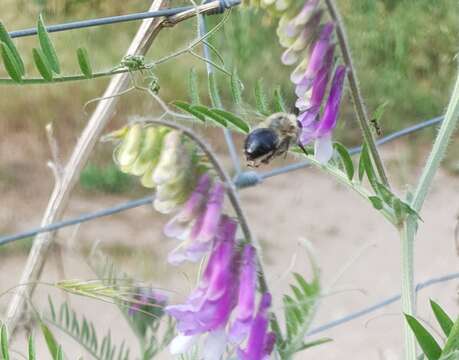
[322,0,390,188]
[401,65,459,360]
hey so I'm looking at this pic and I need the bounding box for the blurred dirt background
[0,0,458,358]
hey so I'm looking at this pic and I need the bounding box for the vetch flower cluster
[108,123,208,214]
[258,0,347,163]
[166,225,275,359]
[106,123,276,358]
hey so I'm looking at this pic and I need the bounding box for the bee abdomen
[244,128,279,161]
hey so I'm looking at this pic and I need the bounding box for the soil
[0,133,458,359]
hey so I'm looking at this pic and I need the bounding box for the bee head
[244,128,279,162]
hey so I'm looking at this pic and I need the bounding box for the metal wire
[307,272,459,336]
[0,115,455,336]
[0,115,444,247]
[8,1,240,39]
[199,15,242,174]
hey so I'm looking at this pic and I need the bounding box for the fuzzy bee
[244,112,307,167]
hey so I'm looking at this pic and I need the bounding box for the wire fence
[1,1,457,346]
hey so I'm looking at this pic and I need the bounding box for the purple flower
[299,65,347,163]
[195,181,225,243]
[237,293,275,360]
[166,217,238,356]
[163,173,212,238]
[277,0,320,45]
[292,22,334,87]
[295,43,335,109]
[229,245,257,344]
[280,10,323,65]
[166,180,226,265]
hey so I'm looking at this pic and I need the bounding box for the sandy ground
[0,133,458,359]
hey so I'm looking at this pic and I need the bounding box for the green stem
[304,154,395,224]
[323,0,390,188]
[0,68,126,84]
[400,65,459,360]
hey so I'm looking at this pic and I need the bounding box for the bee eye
[244,128,279,160]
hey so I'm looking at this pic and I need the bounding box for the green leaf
[430,300,454,337]
[399,201,423,221]
[293,272,318,297]
[1,324,9,360]
[334,142,354,181]
[56,346,63,360]
[230,68,243,105]
[393,197,403,220]
[373,101,388,123]
[255,78,270,115]
[273,86,287,113]
[207,72,222,109]
[37,14,60,74]
[48,296,56,321]
[0,42,22,82]
[0,22,25,75]
[295,337,333,352]
[442,316,459,356]
[188,67,200,105]
[359,143,379,192]
[358,144,368,182]
[405,314,442,360]
[375,182,395,206]
[28,335,36,360]
[172,101,205,122]
[368,196,384,210]
[77,47,93,78]
[191,105,227,127]
[41,323,60,360]
[32,48,53,81]
[212,109,250,133]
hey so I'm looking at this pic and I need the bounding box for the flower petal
[196,182,225,244]
[314,133,334,164]
[203,328,227,360]
[315,65,346,136]
[169,334,199,355]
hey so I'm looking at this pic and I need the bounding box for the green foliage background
[0,0,458,187]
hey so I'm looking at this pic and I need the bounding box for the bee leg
[282,139,291,159]
[261,150,277,164]
[298,143,309,156]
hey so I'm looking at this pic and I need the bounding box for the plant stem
[400,65,459,360]
[141,118,284,345]
[303,154,395,224]
[323,0,390,188]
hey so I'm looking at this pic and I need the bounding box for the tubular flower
[166,179,226,265]
[153,131,196,214]
[238,293,276,360]
[279,6,323,65]
[163,173,212,239]
[166,217,238,356]
[229,245,257,344]
[298,65,347,163]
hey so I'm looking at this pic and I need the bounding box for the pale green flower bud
[153,131,185,185]
[116,123,142,170]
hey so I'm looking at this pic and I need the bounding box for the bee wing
[224,101,266,130]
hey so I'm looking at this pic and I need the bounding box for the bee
[244,112,307,167]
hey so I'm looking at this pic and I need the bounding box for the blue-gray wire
[0,115,444,247]
[307,271,459,336]
[8,0,240,39]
